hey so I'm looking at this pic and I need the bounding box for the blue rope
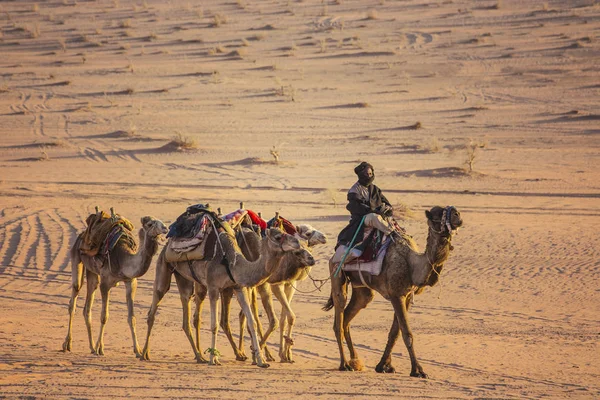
[334,215,366,277]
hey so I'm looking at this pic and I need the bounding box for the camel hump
[80,211,135,256]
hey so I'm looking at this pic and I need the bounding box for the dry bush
[229,48,247,58]
[409,121,422,130]
[392,201,416,221]
[248,33,266,41]
[39,148,50,161]
[126,59,134,72]
[32,3,39,12]
[241,38,250,46]
[212,13,227,27]
[171,132,199,150]
[119,19,132,28]
[236,0,247,9]
[425,137,441,153]
[322,187,340,207]
[463,139,486,173]
[366,9,378,20]
[269,145,280,163]
[319,38,327,53]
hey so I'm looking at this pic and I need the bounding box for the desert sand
[0,0,599,398]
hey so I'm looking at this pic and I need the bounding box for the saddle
[334,223,412,276]
[80,210,135,257]
[164,204,234,263]
[266,214,297,236]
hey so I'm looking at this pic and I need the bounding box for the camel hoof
[257,363,270,369]
[209,359,222,366]
[410,370,428,379]
[348,358,364,371]
[265,353,276,362]
[62,341,71,352]
[339,363,354,371]
[196,357,208,364]
[235,354,248,362]
[375,363,395,373]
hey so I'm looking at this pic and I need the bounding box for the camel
[62,215,168,357]
[141,227,303,368]
[323,206,463,377]
[232,224,328,363]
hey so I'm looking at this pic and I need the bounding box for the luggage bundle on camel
[80,207,136,257]
[164,204,234,263]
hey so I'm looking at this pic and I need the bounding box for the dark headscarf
[354,161,374,186]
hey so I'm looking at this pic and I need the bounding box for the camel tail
[322,295,334,312]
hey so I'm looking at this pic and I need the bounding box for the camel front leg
[174,273,207,363]
[255,284,277,362]
[272,283,296,363]
[94,280,113,356]
[141,254,172,361]
[208,289,222,366]
[390,296,427,378]
[376,316,400,373]
[235,287,269,368]
[219,287,247,361]
[62,254,84,352]
[83,271,99,354]
[125,279,142,357]
[193,283,207,354]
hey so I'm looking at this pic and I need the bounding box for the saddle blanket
[164,237,208,263]
[334,238,391,276]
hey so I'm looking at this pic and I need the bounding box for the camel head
[140,216,168,240]
[295,224,327,247]
[266,228,302,252]
[291,243,316,267]
[425,206,463,236]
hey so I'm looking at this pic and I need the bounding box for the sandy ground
[0,0,599,398]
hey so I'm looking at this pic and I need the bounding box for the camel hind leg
[174,272,207,363]
[62,244,85,352]
[342,286,374,371]
[83,269,99,354]
[94,278,116,356]
[328,260,351,371]
[125,279,142,357]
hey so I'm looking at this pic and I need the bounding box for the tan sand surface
[0,0,599,398]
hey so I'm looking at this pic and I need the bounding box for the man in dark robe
[336,162,396,250]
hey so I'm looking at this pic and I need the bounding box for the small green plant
[204,348,221,357]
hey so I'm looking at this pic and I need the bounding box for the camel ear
[267,228,282,240]
[425,210,433,220]
[140,216,152,226]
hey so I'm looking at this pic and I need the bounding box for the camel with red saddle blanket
[324,205,463,378]
[62,208,168,357]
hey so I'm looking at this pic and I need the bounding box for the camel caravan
[61,163,463,378]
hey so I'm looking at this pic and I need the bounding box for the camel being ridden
[323,206,463,377]
[62,215,168,357]
[141,227,302,368]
